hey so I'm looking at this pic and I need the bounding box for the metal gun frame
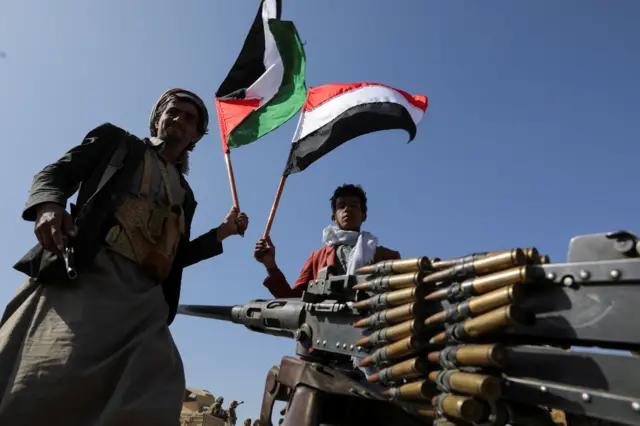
[179,231,640,426]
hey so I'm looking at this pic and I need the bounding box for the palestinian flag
[215,0,307,153]
[283,82,428,175]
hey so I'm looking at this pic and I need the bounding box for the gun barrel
[177,304,243,323]
[178,299,306,339]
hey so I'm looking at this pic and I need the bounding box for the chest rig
[105,148,186,281]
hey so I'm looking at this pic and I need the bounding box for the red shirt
[263,245,401,298]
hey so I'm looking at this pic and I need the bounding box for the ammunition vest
[105,148,185,281]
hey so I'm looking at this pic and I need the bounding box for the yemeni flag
[215,0,307,153]
[283,82,428,175]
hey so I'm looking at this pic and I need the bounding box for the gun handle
[279,386,322,426]
[69,203,78,218]
[260,366,283,426]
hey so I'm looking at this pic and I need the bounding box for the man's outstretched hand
[254,236,276,268]
[34,202,77,256]
[217,206,249,241]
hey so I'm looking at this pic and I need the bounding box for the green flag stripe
[227,20,307,149]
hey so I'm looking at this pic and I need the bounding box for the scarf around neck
[323,224,381,376]
[322,224,378,275]
[148,137,190,175]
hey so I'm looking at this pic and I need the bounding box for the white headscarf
[149,88,209,176]
[323,224,380,377]
[322,224,378,275]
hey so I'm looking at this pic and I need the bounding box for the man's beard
[156,131,191,174]
[162,131,182,148]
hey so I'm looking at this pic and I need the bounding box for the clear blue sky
[1,0,638,421]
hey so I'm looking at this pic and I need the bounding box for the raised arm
[254,237,309,298]
[181,207,248,268]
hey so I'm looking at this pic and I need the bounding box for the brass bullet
[360,335,426,367]
[424,266,532,302]
[432,394,488,423]
[356,318,427,347]
[428,370,502,400]
[354,285,430,311]
[423,249,526,285]
[352,271,423,292]
[353,302,425,329]
[356,256,431,276]
[382,380,434,401]
[427,344,508,368]
[367,356,429,384]
[425,285,522,325]
[429,305,534,344]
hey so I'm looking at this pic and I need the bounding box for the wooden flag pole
[224,151,240,210]
[224,151,244,237]
[263,175,287,239]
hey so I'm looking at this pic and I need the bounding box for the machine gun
[179,231,640,426]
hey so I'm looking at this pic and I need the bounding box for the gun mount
[179,230,640,426]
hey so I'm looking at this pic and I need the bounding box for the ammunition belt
[105,196,185,281]
[352,249,546,424]
[105,148,185,281]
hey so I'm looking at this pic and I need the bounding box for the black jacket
[13,123,224,324]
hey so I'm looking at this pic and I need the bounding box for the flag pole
[216,95,241,211]
[224,150,245,237]
[263,175,287,239]
[263,110,303,239]
[224,151,240,210]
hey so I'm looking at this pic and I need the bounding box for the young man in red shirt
[254,184,401,298]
